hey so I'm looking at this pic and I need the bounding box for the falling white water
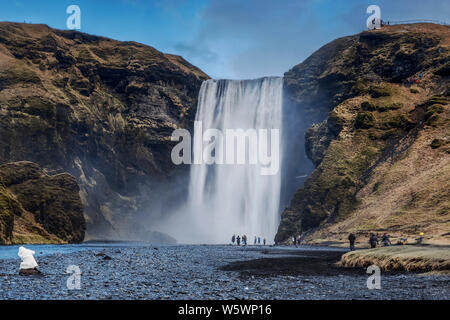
[185,77,283,244]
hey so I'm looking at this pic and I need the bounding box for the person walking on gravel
[369,233,378,248]
[382,234,391,246]
[348,233,356,251]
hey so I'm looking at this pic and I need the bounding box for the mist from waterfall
[169,77,283,244]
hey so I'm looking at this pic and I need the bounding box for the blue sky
[1,0,449,79]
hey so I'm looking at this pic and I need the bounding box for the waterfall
[186,77,283,244]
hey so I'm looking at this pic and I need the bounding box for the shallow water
[0,242,159,260]
[0,244,448,300]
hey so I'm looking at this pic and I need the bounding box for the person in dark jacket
[369,233,378,248]
[232,235,236,245]
[236,235,241,246]
[348,233,356,251]
[382,234,391,246]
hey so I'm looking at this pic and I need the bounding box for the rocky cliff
[276,24,450,245]
[0,22,208,242]
[0,161,84,244]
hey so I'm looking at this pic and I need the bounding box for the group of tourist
[231,234,266,246]
[291,235,302,247]
[348,233,393,251]
[404,73,423,85]
[231,231,424,250]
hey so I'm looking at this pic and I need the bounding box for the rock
[19,268,42,276]
[18,246,38,269]
[0,162,85,244]
[305,121,334,167]
[430,138,445,149]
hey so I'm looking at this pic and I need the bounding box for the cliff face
[277,24,450,244]
[0,161,84,244]
[0,22,209,241]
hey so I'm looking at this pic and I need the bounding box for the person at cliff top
[369,233,378,248]
[257,237,261,245]
[348,233,356,251]
[242,235,247,246]
[231,235,235,244]
[254,236,257,245]
[382,234,391,246]
[293,236,297,247]
[263,239,266,246]
[236,235,241,246]
[297,235,301,245]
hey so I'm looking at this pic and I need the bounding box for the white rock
[18,246,38,269]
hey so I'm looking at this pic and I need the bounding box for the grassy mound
[339,245,450,272]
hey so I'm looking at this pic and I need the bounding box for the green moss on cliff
[355,111,376,129]
[369,84,391,98]
[328,110,345,135]
[361,101,376,111]
[376,102,403,112]
[425,104,446,126]
[383,112,413,129]
[427,95,448,106]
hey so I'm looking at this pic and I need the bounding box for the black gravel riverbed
[0,244,448,300]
